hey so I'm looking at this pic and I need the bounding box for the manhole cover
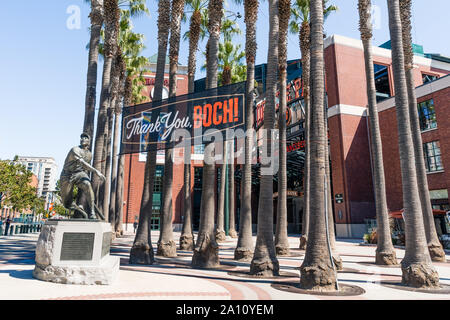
[379,281,450,294]
[271,282,366,296]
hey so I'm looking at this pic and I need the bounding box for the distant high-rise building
[17,156,58,200]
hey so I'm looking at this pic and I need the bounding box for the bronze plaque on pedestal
[60,232,95,261]
[101,232,112,258]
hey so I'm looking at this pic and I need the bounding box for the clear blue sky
[0,0,449,175]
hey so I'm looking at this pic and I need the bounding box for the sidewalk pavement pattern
[0,230,449,300]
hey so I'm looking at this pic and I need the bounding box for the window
[151,206,160,230]
[418,99,437,131]
[153,166,164,192]
[194,144,205,154]
[423,141,443,172]
[422,73,439,84]
[374,64,391,102]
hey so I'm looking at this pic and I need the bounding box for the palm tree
[114,55,148,237]
[290,0,337,250]
[130,0,171,264]
[191,0,224,269]
[218,42,246,85]
[157,0,186,258]
[83,0,104,148]
[228,139,238,238]
[109,10,148,236]
[213,18,243,241]
[92,0,120,211]
[386,0,439,288]
[399,0,445,262]
[357,0,397,265]
[216,140,228,242]
[299,0,336,290]
[249,0,280,277]
[234,0,258,261]
[274,0,290,257]
[215,37,246,244]
[179,0,208,251]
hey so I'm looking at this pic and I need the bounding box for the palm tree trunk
[129,148,157,264]
[299,21,310,250]
[115,154,125,236]
[109,110,120,232]
[92,0,119,204]
[180,9,201,250]
[216,65,232,243]
[399,0,445,262]
[114,73,131,238]
[324,103,343,270]
[102,52,122,221]
[358,0,398,265]
[130,0,171,264]
[274,0,290,257]
[180,150,194,250]
[157,0,185,258]
[191,0,223,269]
[228,139,238,238]
[299,0,337,291]
[386,0,439,288]
[234,0,258,262]
[102,106,114,219]
[216,141,228,242]
[249,0,280,276]
[109,53,125,234]
[83,0,104,147]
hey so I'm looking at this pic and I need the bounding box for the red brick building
[122,36,450,237]
[325,35,450,237]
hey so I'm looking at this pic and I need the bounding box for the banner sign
[120,81,246,154]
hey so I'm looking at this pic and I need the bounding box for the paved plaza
[0,230,450,301]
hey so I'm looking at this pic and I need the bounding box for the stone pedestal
[33,220,120,285]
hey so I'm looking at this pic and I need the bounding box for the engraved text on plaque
[60,232,95,261]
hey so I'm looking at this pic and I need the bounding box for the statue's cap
[80,132,90,139]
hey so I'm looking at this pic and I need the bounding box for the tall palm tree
[83,0,104,148]
[107,51,125,229]
[228,139,237,238]
[215,36,245,243]
[299,0,336,290]
[158,0,186,258]
[115,54,148,236]
[386,0,439,288]
[290,0,337,250]
[234,0,258,262]
[290,4,311,250]
[92,0,120,211]
[249,0,280,276]
[399,0,445,262]
[109,10,148,236]
[130,0,171,264]
[274,0,290,257]
[216,140,228,242]
[95,1,148,226]
[191,0,224,269]
[357,0,397,265]
[179,0,208,251]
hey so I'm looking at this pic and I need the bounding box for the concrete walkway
[0,230,450,300]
